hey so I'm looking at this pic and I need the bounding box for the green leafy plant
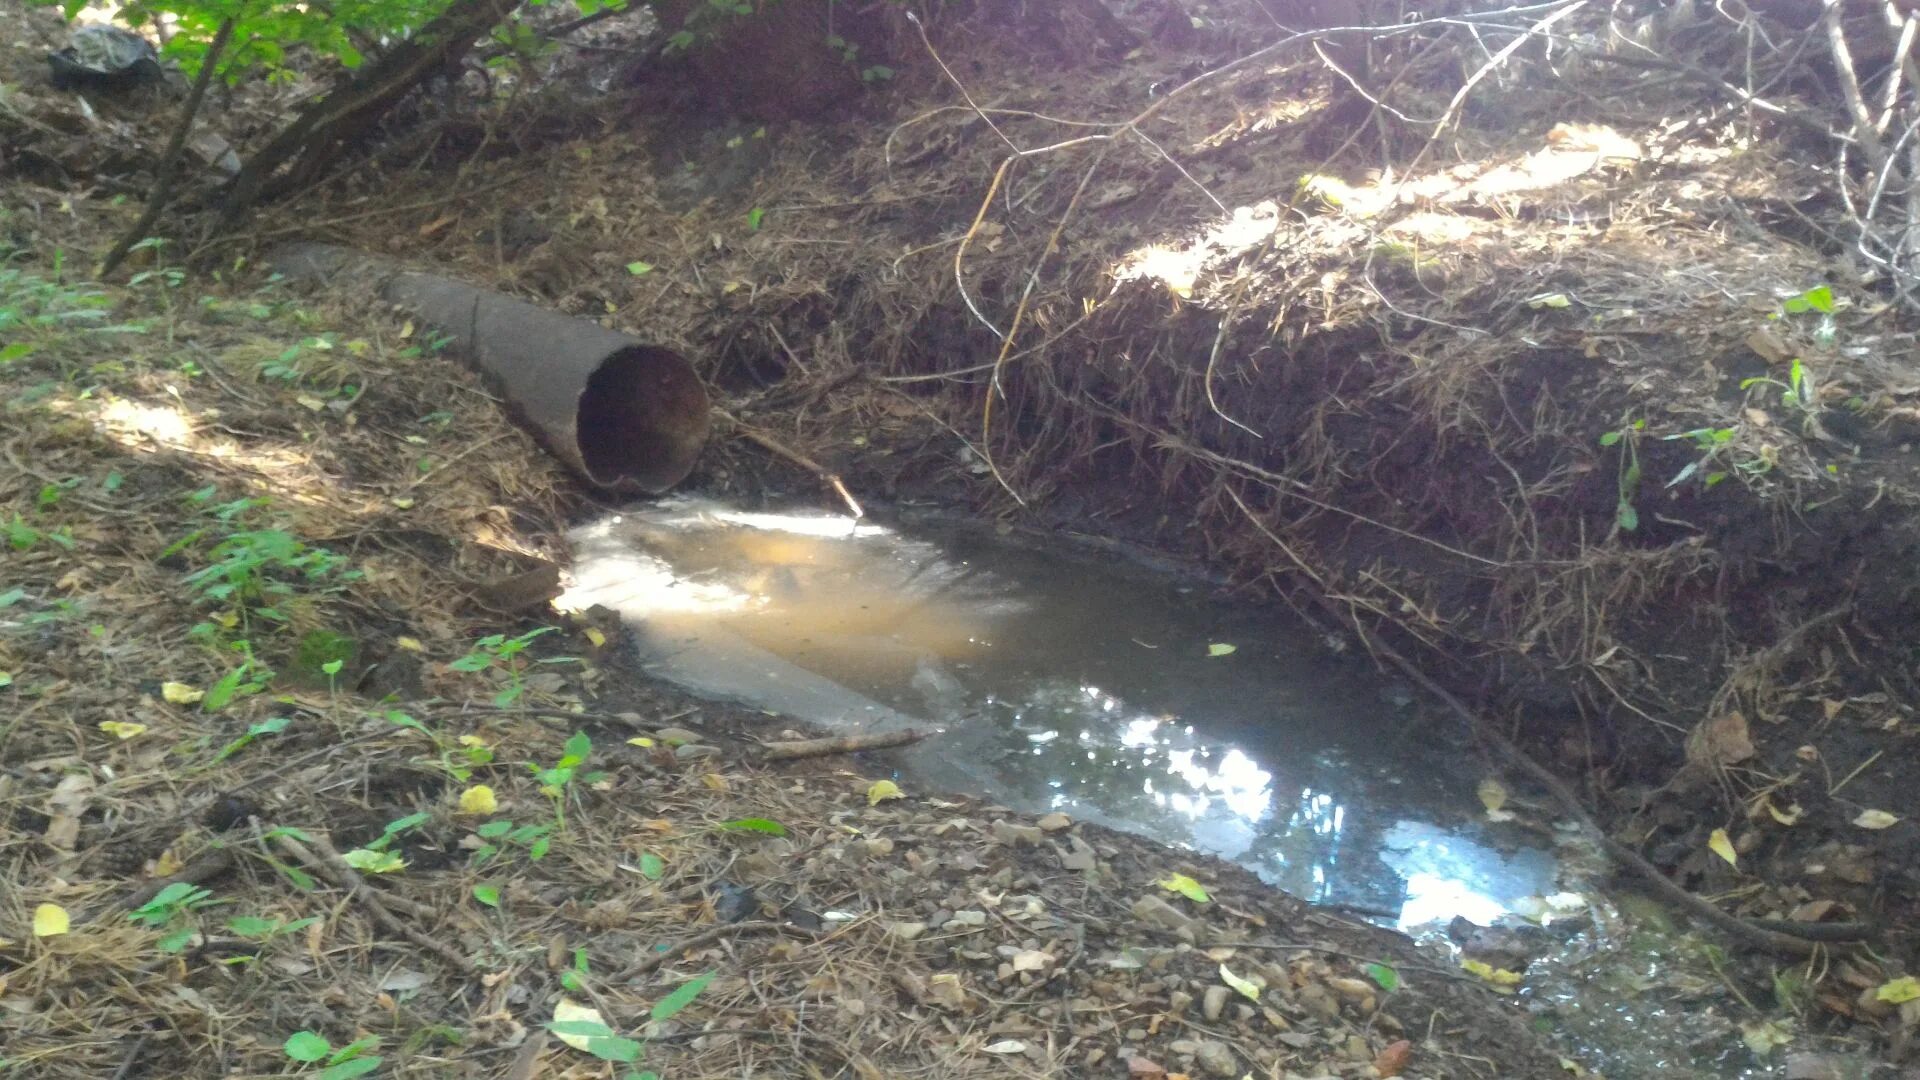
[179,529,357,620]
[127,881,223,953]
[211,715,292,762]
[340,811,431,875]
[450,626,568,706]
[1597,417,1645,533]
[532,730,606,829]
[222,912,320,963]
[385,710,494,782]
[547,971,714,1071]
[284,1030,383,1080]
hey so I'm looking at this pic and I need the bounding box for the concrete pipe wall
[268,243,711,494]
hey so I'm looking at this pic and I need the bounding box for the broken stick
[757,729,928,762]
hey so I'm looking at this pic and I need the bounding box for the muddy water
[561,497,1773,1079]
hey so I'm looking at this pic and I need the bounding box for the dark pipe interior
[577,345,713,492]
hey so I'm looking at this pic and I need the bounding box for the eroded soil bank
[6,0,1920,1074]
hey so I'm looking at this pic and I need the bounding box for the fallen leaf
[583,627,607,648]
[1477,777,1514,821]
[32,903,70,937]
[161,682,203,705]
[1740,1019,1793,1057]
[395,637,425,652]
[98,721,147,740]
[1365,962,1401,992]
[1220,964,1265,1002]
[458,786,498,815]
[1374,1039,1413,1077]
[1876,977,1920,1004]
[1687,711,1755,768]
[982,1040,1027,1054]
[1460,958,1522,991]
[1709,828,1739,868]
[1206,643,1237,657]
[1159,873,1210,903]
[1767,802,1804,826]
[867,779,905,806]
[1011,949,1055,972]
[457,735,489,749]
[550,997,621,1056]
[1854,809,1900,830]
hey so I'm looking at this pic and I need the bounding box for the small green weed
[340,811,431,875]
[284,1031,383,1079]
[546,970,714,1071]
[1598,417,1645,533]
[450,626,570,707]
[385,710,494,782]
[178,529,357,620]
[127,881,224,953]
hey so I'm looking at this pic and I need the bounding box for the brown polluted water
[561,497,1783,1079]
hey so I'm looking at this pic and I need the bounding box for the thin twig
[98,17,235,278]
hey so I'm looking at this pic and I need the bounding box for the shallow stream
[561,496,1780,1078]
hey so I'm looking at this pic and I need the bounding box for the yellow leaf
[867,779,905,806]
[1853,809,1900,830]
[1872,976,1920,1004]
[213,610,239,629]
[701,772,728,791]
[32,903,70,937]
[161,682,204,705]
[626,736,655,747]
[1765,801,1802,826]
[1708,828,1738,868]
[457,786,498,815]
[550,997,607,1053]
[396,637,425,653]
[1477,778,1508,813]
[584,627,607,648]
[152,849,184,876]
[1159,873,1211,903]
[1877,977,1920,1003]
[391,497,415,510]
[1460,958,1522,991]
[1219,963,1265,1002]
[457,734,489,749]
[98,721,147,740]
[1739,1019,1792,1057]
[1206,643,1236,657]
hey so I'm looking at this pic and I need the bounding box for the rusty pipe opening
[577,344,711,492]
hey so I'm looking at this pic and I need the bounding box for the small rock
[926,972,968,1011]
[1194,1040,1238,1077]
[1131,894,1198,935]
[1125,1057,1166,1077]
[864,837,895,858]
[948,909,988,928]
[1202,985,1231,1021]
[1037,812,1073,831]
[888,922,928,942]
[1011,949,1054,972]
[1167,989,1193,1016]
[991,820,1045,846]
[1057,838,1097,872]
[673,743,721,761]
[1168,1039,1199,1055]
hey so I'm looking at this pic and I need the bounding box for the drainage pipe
[268,243,711,494]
